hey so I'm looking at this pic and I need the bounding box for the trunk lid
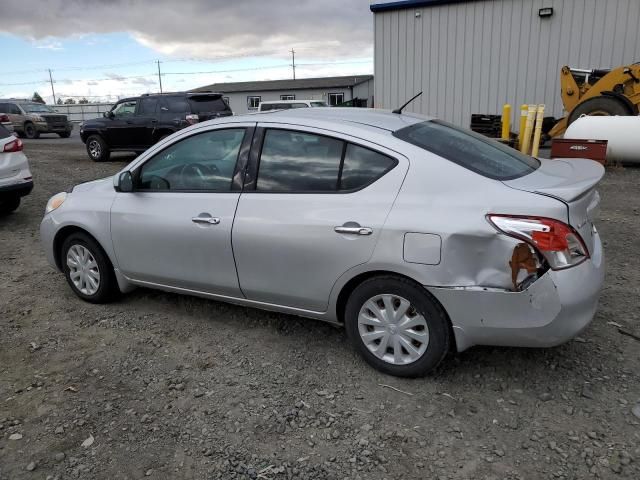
[503,158,604,253]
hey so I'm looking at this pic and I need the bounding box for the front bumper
[40,213,59,270]
[429,230,605,352]
[37,122,73,133]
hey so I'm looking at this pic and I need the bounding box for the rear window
[188,95,229,113]
[394,120,540,180]
[0,124,11,139]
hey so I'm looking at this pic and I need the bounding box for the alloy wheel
[66,244,101,295]
[88,139,101,159]
[357,294,429,365]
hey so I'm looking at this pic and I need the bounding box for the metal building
[371,0,640,127]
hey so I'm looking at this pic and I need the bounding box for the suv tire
[0,196,20,215]
[23,122,40,139]
[345,275,450,377]
[86,134,110,162]
[61,232,119,303]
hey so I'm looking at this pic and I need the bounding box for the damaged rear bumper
[428,230,605,352]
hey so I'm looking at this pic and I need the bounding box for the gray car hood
[72,176,115,193]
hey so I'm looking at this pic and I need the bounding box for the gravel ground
[1,136,639,480]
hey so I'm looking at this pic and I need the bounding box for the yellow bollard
[518,104,528,150]
[520,105,537,155]
[530,104,545,158]
[501,104,511,141]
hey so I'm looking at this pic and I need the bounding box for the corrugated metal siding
[374,0,640,127]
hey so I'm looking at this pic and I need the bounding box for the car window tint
[188,95,229,113]
[165,97,190,113]
[257,129,343,192]
[340,144,396,190]
[0,124,11,139]
[112,101,137,117]
[394,120,540,180]
[138,97,158,115]
[138,129,245,191]
[290,103,308,109]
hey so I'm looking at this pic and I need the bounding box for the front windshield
[21,103,56,113]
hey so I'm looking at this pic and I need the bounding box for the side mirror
[114,171,133,192]
[104,111,114,118]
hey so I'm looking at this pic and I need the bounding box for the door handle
[192,216,220,225]
[334,226,373,235]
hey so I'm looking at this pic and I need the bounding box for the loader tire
[568,96,632,126]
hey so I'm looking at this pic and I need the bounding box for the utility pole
[290,49,296,80]
[48,69,56,105]
[156,60,163,93]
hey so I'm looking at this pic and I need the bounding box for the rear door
[231,125,407,311]
[132,97,160,147]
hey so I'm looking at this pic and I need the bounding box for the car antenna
[392,91,423,114]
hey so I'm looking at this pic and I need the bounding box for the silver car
[40,109,605,377]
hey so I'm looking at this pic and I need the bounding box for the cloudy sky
[0,0,376,103]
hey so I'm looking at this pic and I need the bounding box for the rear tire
[86,134,110,162]
[345,275,450,377]
[0,196,20,215]
[23,122,39,139]
[568,96,632,126]
[61,232,118,303]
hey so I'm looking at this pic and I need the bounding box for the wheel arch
[53,225,112,271]
[334,269,457,351]
[600,91,638,115]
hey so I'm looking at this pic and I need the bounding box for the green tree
[63,98,76,104]
[32,92,45,104]
[78,98,89,104]
[56,98,63,105]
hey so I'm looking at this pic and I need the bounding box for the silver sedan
[41,108,605,377]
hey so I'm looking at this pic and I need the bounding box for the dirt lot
[1,134,639,480]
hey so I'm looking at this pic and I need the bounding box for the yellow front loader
[549,63,640,138]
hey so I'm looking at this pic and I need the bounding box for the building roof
[192,75,373,94]
[370,0,476,12]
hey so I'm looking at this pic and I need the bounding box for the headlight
[33,115,45,122]
[45,192,67,214]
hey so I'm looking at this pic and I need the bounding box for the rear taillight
[185,114,199,125]
[487,214,589,270]
[3,138,23,153]
[0,114,9,122]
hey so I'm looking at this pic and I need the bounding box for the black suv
[79,92,232,162]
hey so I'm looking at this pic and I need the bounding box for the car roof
[218,108,432,133]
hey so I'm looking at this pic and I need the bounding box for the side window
[137,129,245,191]
[290,103,308,109]
[340,144,396,190]
[9,104,21,115]
[138,97,159,115]
[112,101,137,117]
[257,130,343,192]
[165,97,190,113]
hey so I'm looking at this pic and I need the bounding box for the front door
[232,125,408,311]
[106,100,138,148]
[110,126,251,296]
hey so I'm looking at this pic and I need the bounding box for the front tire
[86,134,110,162]
[23,122,39,139]
[0,196,20,215]
[345,276,450,377]
[61,232,118,303]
